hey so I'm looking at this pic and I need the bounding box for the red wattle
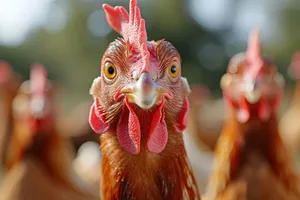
[224,91,237,109]
[271,90,282,110]
[258,95,271,121]
[236,96,250,123]
[89,100,109,134]
[117,100,141,154]
[147,101,168,153]
[173,97,189,133]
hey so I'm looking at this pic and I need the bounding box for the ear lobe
[89,100,109,134]
[258,95,271,121]
[173,97,189,133]
[181,77,191,97]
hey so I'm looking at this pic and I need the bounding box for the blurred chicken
[1,64,99,200]
[186,84,224,151]
[204,30,300,200]
[0,61,21,178]
[280,52,300,161]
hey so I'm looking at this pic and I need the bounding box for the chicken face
[12,64,55,135]
[99,39,183,110]
[89,0,190,155]
[220,30,284,123]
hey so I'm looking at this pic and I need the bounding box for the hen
[204,30,300,200]
[279,52,300,160]
[1,64,98,200]
[89,0,200,199]
[0,61,21,177]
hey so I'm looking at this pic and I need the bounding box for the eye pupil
[108,66,115,75]
[170,65,177,74]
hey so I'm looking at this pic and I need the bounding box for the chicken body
[0,62,20,180]
[280,52,300,161]
[2,64,98,200]
[89,0,200,199]
[206,116,300,200]
[204,31,300,200]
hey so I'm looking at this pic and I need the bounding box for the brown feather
[205,113,300,200]
[100,129,200,200]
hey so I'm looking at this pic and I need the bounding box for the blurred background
[1,0,300,114]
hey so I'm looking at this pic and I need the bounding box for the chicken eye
[168,61,180,79]
[104,62,117,80]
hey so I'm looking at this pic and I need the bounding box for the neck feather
[0,92,14,167]
[100,128,201,200]
[225,112,298,189]
[6,128,77,189]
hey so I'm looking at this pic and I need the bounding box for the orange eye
[168,61,180,79]
[104,62,117,80]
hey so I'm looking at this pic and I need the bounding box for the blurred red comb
[245,29,264,79]
[30,63,47,95]
[103,0,149,69]
[0,61,12,84]
[290,51,300,78]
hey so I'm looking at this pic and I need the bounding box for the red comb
[245,29,264,80]
[103,0,149,68]
[30,63,47,95]
[0,61,12,84]
[291,51,300,78]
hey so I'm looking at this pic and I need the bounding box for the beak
[121,72,167,109]
[244,90,262,104]
[30,95,46,119]
[243,80,262,104]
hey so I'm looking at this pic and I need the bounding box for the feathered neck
[99,125,201,200]
[5,127,78,190]
[206,110,300,199]
[0,88,16,168]
[224,111,298,190]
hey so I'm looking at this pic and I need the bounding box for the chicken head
[220,30,284,123]
[89,0,190,154]
[12,64,56,136]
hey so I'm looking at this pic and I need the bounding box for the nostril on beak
[131,70,139,81]
[137,73,156,95]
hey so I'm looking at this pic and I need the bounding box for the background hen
[1,64,98,200]
[204,30,300,200]
[0,61,21,180]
